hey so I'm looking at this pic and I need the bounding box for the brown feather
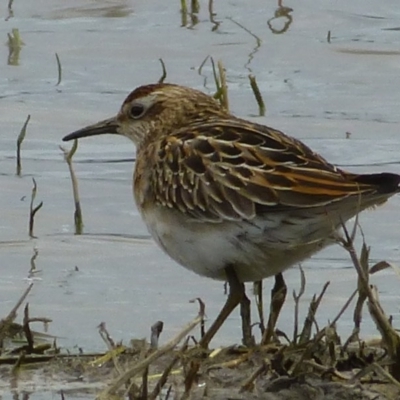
[148,118,397,222]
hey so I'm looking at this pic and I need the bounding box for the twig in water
[98,322,117,349]
[16,115,30,176]
[158,58,167,83]
[55,53,62,86]
[249,74,266,116]
[217,60,229,111]
[210,57,221,99]
[60,141,84,234]
[98,322,123,375]
[29,178,43,238]
[23,304,34,352]
[211,58,229,111]
[150,321,164,349]
[7,28,24,65]
[198,55,210,90]
[198,55,209,75]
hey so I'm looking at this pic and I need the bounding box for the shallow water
[1,0,400,397]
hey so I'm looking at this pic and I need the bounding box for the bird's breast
[135,201,333,282]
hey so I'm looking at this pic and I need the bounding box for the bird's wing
[150,119,381,222]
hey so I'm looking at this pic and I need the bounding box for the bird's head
[63,83,228,149]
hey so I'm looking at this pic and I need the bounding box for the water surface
[1,0,400,397]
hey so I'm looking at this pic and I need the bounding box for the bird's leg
[200,265,244,349]
[261,273,287,344]
[240,289,255,347]
[254,280,265,335]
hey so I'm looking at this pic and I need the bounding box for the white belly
[140,204,333,282]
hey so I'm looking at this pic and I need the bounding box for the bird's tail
[353,172,400,195]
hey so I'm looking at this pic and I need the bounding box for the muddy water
[1,0,400,397]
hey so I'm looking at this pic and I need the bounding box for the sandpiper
[63,83,400,348]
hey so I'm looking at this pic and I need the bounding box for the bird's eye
[129,104,145,119]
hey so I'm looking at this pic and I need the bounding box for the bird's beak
[62,116,119,142]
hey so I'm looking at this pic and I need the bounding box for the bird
[63,83,400,348]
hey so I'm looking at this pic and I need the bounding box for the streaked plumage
[63,83,400,345]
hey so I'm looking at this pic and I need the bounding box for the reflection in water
[7,28,24,66]
[50,3,132,19]
[180,0,220,31]
[208,0,220,32]
[336,48,400,56]
[267,0,293,34]
[190,0,200,26]
[180,0,188,27]
[6,0,14,21]
[181,0,200,28]
[181,0,291,33]
[28,247,39,279]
